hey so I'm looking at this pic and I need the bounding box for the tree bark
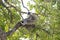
[0,22,22,40]
[0,28,7,40]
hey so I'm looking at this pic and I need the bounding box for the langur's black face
[28,12,30,15]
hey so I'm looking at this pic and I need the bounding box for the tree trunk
[0,28,7,40]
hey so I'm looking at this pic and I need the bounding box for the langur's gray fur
[21,13,37,25]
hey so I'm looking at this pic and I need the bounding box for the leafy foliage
[0,0,60,40]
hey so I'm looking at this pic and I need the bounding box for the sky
[20,0,36,19]
[20,0,35,12]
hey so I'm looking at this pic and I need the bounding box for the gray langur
[21,12,37,25]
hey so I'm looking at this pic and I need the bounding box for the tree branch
[21,0,29,11]
[6,22,22,36]
[6,21,36,36]
[0,27,7,40]
[1,3,13,23]
[4,0,21,12]
[2,0,39,15]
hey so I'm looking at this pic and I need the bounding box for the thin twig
[21,0,29,11]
